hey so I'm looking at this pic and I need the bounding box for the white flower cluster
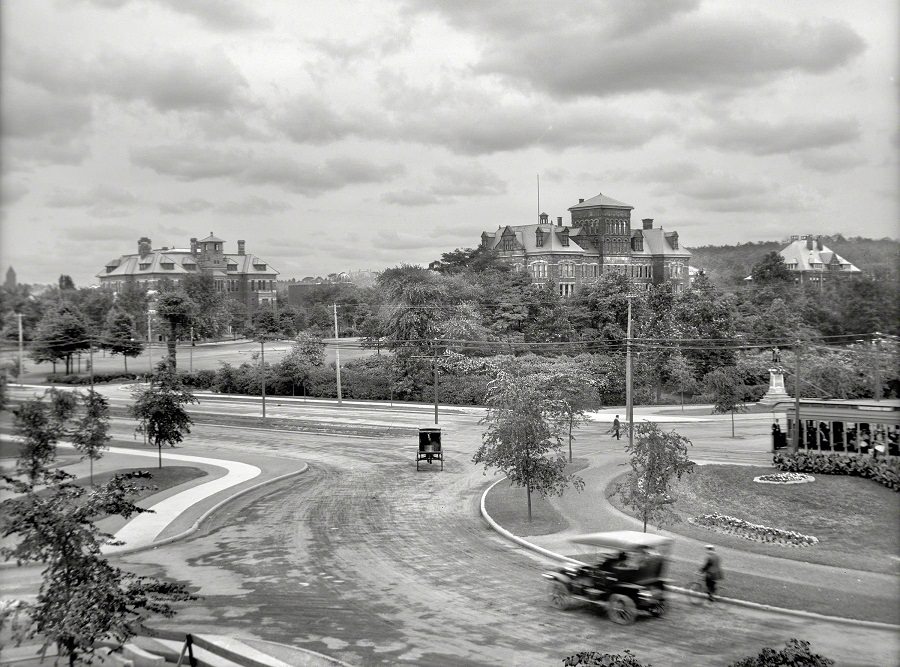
[689,512,818,547]
[753,472,815,485]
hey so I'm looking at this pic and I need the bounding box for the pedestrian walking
[700,545,723,601]
[612,415,621,440]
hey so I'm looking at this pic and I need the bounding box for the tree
[277,332,325,396]
[224,299,249,338]
[615,422,694,532]
[0,469,195,666]
[13,391,78,483]
[666,352,699,410]
[473,367,584,521]
[131,363,197,467]
[705,366,750,437]
[182,273,227,339]
[103,308,144,372]
[154,290,197,370]
[58,274,76,290]
[750,251,793,285]
[71,390,111,485]
[251,309,281,339]
[30,303,91,374]
[545,357,601,462]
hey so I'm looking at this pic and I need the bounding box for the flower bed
[753,472,815,485]
[689,512,818,547]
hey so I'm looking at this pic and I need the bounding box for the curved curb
[243,637,358,667]
[479,477,900,632]
[108,463,310,558]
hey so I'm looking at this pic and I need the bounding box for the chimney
[578,198,585,203]
[642,218,653,230]
[138,237,152,257]
[539,212,549,225]
[816,236,823,251]
[557,216,563,226]
[237,240,245,256]
[190,237,198,255]
[806,237,814,250]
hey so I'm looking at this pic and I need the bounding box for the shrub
[729,638,834,666]
[563,651,650,667]
[773,451,900,491]
[178,369,217,390]
[46,372,140,385]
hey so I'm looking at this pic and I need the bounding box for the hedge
[46,372,142,384]
[773,451,900,491]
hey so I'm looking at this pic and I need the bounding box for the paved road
[47,398,882,667]
[4,387,896,665]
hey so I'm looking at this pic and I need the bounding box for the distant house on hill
[745,235,861,284]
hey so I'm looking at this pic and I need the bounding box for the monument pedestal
[758,367,791,405]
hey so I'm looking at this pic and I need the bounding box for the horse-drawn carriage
[416,427,443,471]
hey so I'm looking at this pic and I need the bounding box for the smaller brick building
[97,234,278,310]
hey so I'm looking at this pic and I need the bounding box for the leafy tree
[182,273,227,339]
[666,352,699,410]
[473,367,584,521]
[705,366,750,437]
[378,265,455,359]
[429,246,509,274]
[729,638,834,667]
[13,391,78,483]
[131,363,197,467]
[0,469,195,666]
[277,332,325,395]
[155,290,197,370]
[615,422,694,532]
[251,309,281,339]
[750,251,793,285]
[545,357,601,462]
[71,390,111,484]
[224,299,249,338]
[116,281,150,337]
[103,308,144,372]
[525,280,575,345]
[58,274,76,290]
[30,303,91,374]
[674,274,737,377]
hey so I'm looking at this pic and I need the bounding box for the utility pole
[189,325,194,373]
[333,303,342,404]
[147,310,152,376]
[88,334,94,391]
[433,347,439,425]
[792,340,801,453]
[872,332,882,401]
[260,338,266,419]
[16,313,23,384]
[625,296,634,450]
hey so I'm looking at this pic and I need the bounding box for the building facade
[97,234,279,310]
[769,235,861,283]
[480,193,691,295]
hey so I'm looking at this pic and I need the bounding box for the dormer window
[184,263,196,271]
[560,228,569,247]
[535,229,544,248]
[227,264,238,272]
[139,263,151,271]
[106,266,116,273]
[253,263,267,271]
[161,262,174,270]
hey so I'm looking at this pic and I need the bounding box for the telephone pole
[147,310,152,376]
[333,303,342,404]
[873,332,882,401]
[88,334,94,391]
[16,313,23,384]
[625,295,634,450]
[792,340,801,452]
[260,338,266,419]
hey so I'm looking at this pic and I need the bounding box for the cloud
[62,222,142,242]
[158,199,215,215]
[274,94,374,145]
[695,117,861,155]
[46,185,138,208]
[406,2,865,98]
[431,164,506,196]
[371,229,446,251]
[1,179,29,205]
[130,145,249,180]
[12,47,250,112]
[793,150,868,173]
[79,0,270,31]
[382,190,442,206]
[242,156,405,195]
[216,196,291,215]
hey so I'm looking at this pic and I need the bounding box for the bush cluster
[46,372,141,385]
[773,451,900,492]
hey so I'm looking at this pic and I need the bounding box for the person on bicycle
[700,545,722,601]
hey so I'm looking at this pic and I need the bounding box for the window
[560,262,575,278]
[139,263,151,270]
[227,264,237,272]
[184,263,196,271]
[251,280,256,291]
[161,262,174,270]
[535,229,544,247]
[254,263,267,271]
[513,263,523,272]
[530,261,548,279]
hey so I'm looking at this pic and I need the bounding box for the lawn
[483,459,588,537]
[607,464,900,574]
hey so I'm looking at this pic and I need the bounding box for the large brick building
[480,193,691,295]
[97,234,278,310]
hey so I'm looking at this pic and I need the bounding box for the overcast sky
[1,0,897,286]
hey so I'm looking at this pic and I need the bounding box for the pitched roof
[568,193,634,211]
[199,233,225,243]
[488,224,586,254]
[639,228,691,258]
[97,248,278,279]
[778,238,860,272]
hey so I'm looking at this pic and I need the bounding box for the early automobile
[416,427,443,470]
[542,530,673,625]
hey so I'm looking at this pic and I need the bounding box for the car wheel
[608,593,637,625]
[549,581,573,610]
